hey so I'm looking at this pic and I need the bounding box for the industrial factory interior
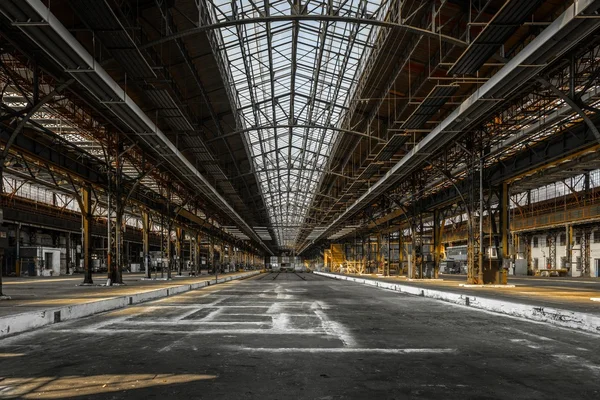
[1,0,600,398]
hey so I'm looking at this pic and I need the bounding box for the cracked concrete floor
[1,272,599,399]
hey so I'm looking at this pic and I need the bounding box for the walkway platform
[315,272,600,334]
[0,271,260,337]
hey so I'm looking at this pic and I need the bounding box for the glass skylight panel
[204,0,389,248]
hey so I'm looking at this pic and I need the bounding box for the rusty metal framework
[298,0,600,255]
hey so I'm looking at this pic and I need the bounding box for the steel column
[142,210,150,279]
[566,225,573,273]
[81,185,93,284]
[433,209,443,279]
[548,233,557,269]
[176,227,183,276]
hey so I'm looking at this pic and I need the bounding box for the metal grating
[401,85,459,130]
[358,162,384,181]
[374,134,409,162]
[449,0,543,75]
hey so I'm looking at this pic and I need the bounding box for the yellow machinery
[324,244,346,272]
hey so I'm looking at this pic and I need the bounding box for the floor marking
[503,327,556,342]
[552,354,600,372]
[459,284,516,288]
[509,338,542,349]
[232,347,457,354]
[158,334,190,353]
[53,328,332,336]
[311,301,357,347]
[119,320,266,326]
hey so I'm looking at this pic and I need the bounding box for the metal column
[582,227,591,276]
[500,182,510,265]
[15,223,20,276]
[196,232,202,274]
[176,227,183,276]
[433,209,443,279]
[547,234,556,269]
[566,225,573,272]
[142,209,150,279]
[66,232,71,275]
[81,185,93,284]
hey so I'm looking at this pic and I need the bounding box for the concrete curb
[315,271,600,335]
[0,271,260,338]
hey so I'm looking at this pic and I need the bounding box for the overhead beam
[299,0,600,254]
[0,0,272,255]
[140,15,467,50]
[207,124,387,144]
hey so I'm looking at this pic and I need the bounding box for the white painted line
[311,301,357,347]
[117,320,266,326]
[235,347,457,354]
[459,284,516,288]
[407,279,444,282]
[53,328,332,335]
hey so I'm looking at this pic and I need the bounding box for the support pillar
[220,240,225,272]
[209,236,214,273]
[582,227,591,276]
[398,228,404,276]
[142,209,150,279]
[188,231,193,275]
[196,232,202,274]
[499,182,510,284]
[566,225,573,273]
[176,227,183,276]
[547,233,556,269]
[386,232,390,276]
[228,243,233,272]
[433,209,443,279]
[376,233,382,275]
[65,232,71,275]
[525,234,532,275]
[165,221,172,280]
[15,223,21,276]
[81,185,93,284]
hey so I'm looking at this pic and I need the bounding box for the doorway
[45,252,53,270]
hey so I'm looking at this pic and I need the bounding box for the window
[594,232,600,244]
[559,233,566,246]
[533,237,539,248]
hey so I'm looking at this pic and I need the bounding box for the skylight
[205,0,390,248]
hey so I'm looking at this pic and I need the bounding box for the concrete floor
[0,272,247,318]
[351,273,600,314]
[1,272,600,399]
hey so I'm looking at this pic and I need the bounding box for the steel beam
[300,0,600,253]
[141,14,466,50]
[0,0,272,254]
[537,77,600,143]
